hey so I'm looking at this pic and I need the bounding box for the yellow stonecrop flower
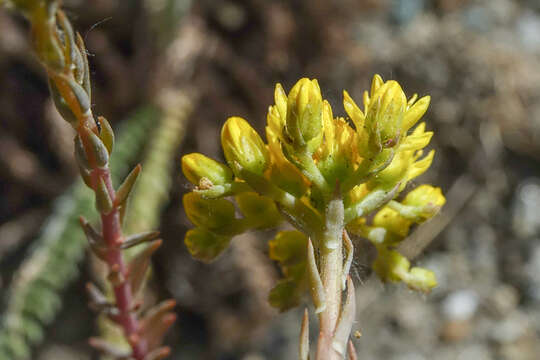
[221,116,269,176]
[182,75,445,305]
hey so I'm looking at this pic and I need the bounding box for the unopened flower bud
[285,78,323,152]
[402,185,445,218]
[182,153,233,187]
[221,116,269,176]
[365,80,407,149]
[406,267,437,293]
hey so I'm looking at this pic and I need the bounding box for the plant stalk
[96,167,148,359]
[316,239,343,360]
[315,196,346,360]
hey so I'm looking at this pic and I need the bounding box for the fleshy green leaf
[183,192,236,233]
[236,192,281,229]
[184,228,231,263]
[268,231,309,311]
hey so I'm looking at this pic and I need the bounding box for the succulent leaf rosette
[182,75,445,359]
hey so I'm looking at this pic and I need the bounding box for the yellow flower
[345,74,431,151]
[284,78,324,152]
[181,153,233,188]
[401,184,446,219]
[183,75,443,299]
[314,102,361,184]
[373,247,437,292]
[367,125,435,190]
[403,94,430,133]
[221,116,269,176]
[372,207,411,238]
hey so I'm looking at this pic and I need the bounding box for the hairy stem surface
[316,196,347,360]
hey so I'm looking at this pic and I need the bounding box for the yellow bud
[365,80,407,149]
[373,247,410,283]
[405,267,437,292]
[373,247,437,292]
[315,115,359,185]
[372,207,411,238]
[221,116,269,176]
[402,185,446,217]
[285,78,323,152]
[182,153,233,187]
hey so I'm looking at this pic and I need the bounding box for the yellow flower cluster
[182,75,445,307]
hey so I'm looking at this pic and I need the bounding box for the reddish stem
[97,167,148,359]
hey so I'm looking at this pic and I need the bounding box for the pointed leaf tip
[115,164,142,207]
[332,276,356,356]
[127,239,162,295]
[307,238,326,314]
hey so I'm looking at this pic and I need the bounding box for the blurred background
[1,0,540,359]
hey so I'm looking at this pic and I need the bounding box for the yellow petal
[275,83,288,121]
[402,95,430,132]
[343,90,365,131]
[407,149,435,181]
[370,74,384,97]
